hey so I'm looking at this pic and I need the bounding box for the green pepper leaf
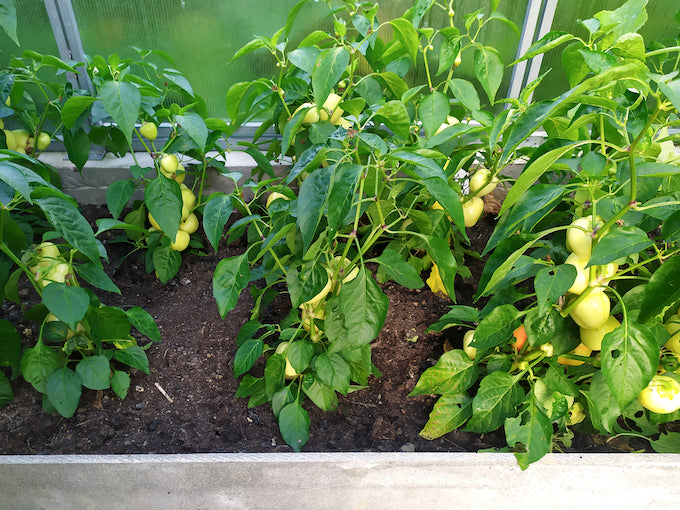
[465,371,525,433]
[408,350,476,396]
[279,400,310,452]
[601,322,658,410]
[46,367,81,418]
[505,393,552,470]
[419,392,472,440]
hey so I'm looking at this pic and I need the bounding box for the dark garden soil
[0,201,659,455]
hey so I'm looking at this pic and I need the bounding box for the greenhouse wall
[3,0,676,120]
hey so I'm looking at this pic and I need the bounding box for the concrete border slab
[1,452,679,510]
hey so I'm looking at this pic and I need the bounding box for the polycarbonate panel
[533,0,680,100]
[71,0,330,118]
[71,0,527,117]
[385,0,529,107]
[0,0,60,66]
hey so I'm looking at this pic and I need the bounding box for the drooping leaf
[75,355,111,390]
[176,112,208,152]
[465,371,524,433]
[279,401,310,452]
[474,46,504,104]
[374,72,409,99]
[312,47,350,107]
[75,263,120,294]
[281,106,307,158]
[86,306,130,341]
[524,307,570,350]
[42,283,89,331]
[301,376,338,411]
[113,345,150,374]
[110,369,130,399]
[213,253,250,318]
[543,362,579,397]
[99,81,141,144]
[0,161,30,203]
[244,147,275,179]
[126,306,161,342]
[145,174,182,241]
[287,263,328,309]
[374,100,411,139]
[390,18,419,64]
[63,128,92,171]
[297,164,332,253]
[325,269,389,352]
[233,338,264,377]
[419,91,449,137]
[584,370,621,434]
[436,27,461,76]
[409,350,476,396]
[471,304,521,350]
[505,394,552,470]
[639,257,680,323]
[422,176,466,237]
[35,195,101,266]
[0,0,19,45]
[106,178,137,219]
[327,163,362,235]
[287,340,314,373]
[202,193,233,252]
[449,79,480,112]
[0,370,14,409]
[419,393,472,440]
[534,265,577,316]
[426,236,458,298]
[370,248,423,289]
[152,243,181,283]
[61,96,98,129]
[601,322,658,410]
[314,352,351,395]
[46,367,81,418]
[20,342,61,393]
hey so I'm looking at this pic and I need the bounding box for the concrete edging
[1,452,680,509]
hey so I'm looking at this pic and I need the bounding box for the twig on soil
[154,382,174,403]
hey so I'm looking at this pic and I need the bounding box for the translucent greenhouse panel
[0,0,60,66]
[71,0,330,119]
[382,0,528,107]
[533,0,680,101]
[71,0,525,118]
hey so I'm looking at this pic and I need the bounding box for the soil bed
[0,205,658,455]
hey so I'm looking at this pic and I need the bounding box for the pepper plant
[0,56,161,415]
[57,49,239,283]
[213,0,523,451]
[414,0,680,469]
